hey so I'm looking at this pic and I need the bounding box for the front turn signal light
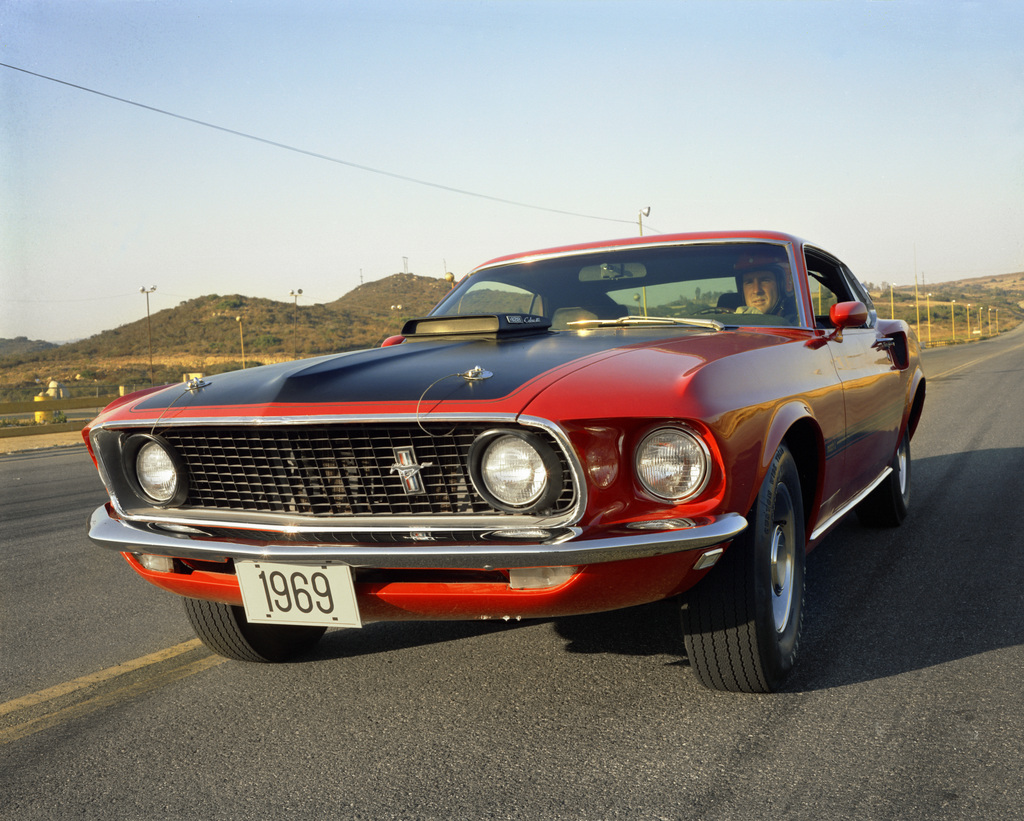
[508,566,577,590]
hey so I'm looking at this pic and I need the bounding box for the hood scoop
[401,313,552,340]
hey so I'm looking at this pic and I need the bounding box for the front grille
[161,422,576,518]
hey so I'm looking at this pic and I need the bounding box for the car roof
[473,230,808,272]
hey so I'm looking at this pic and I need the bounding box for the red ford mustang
[85,230,925,692]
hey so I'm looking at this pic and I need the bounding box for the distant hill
[0,337,58,357]
[330,272,452,316]
[0,273,453,388]
[887,269,1024,299]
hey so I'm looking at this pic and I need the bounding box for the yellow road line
[0,639,205,718]
[0,655,225,745]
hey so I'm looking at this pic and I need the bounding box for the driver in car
[735,264,799,324]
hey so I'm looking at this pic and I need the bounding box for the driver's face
[742,270,780,313]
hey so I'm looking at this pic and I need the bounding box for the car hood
[120,327,787,419]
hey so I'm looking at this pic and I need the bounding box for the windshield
[433,242,802,329]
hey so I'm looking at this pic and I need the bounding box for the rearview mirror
[579,262,647,281]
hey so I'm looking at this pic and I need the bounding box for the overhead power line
[1,62,636,227]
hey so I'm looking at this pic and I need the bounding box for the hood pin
[460,366,493,382]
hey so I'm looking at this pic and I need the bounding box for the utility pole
[140,286,157,385]
[289,289,303,359]
[236,316,246,368]
[913,245,920,333]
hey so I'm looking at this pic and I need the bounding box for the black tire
[682,443,805,693]
[856,431,911,527]
[183,597,326,662]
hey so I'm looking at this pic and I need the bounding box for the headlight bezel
[634,425,712,503]
[121,433,189,507]
[468,429,565,514]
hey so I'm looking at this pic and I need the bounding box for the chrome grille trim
[91,414,585,529]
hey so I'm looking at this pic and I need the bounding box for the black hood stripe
[134,332,649,411]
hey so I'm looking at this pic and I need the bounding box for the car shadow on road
[555,449,1024,691]
[789,448,1024,690]
[309,617,534,662]
[305,597,683,667]
[551,597,687,659]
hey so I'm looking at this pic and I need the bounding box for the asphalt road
[2,328,1023,820]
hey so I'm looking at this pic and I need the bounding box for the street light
[236,316,246,369]
[140,285,157,385]
[913,267,921,332]
[289,288,303,359]
[638,207,650,236]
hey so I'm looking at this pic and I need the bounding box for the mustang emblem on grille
[390,447,433,494]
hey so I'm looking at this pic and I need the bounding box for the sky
[2,0,1022,343]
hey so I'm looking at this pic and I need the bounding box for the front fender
[758,402,824,521]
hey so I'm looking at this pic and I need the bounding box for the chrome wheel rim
[897,441,908,497]
[770,522,794,634]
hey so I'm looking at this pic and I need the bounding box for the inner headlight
[469,430,564,513]
[635,427,711,502]
[123,434,188,506]
[137,441,178,502]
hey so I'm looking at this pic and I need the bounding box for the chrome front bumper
[88,505,746,569]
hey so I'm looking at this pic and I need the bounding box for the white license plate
[236,561,361,628]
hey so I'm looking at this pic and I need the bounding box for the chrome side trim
[810,466,892,541]
[89,505,747,569]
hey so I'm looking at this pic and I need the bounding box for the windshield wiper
[567,315,726,332]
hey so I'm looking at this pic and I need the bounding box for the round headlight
[123,434,188,506]
[635,427,711,502]
[470,431,564,513]
[137,440,179,502]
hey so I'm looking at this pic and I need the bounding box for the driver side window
[805,249,868,329]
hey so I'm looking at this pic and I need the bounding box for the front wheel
[682,443,806,693]
[183,597,326,662]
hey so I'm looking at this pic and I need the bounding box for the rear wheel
[183,597,326,662]
[856,431,911,527]
[682,443,805,693]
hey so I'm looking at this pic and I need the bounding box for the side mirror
[828,301,868,342]
[830,301,868,328]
